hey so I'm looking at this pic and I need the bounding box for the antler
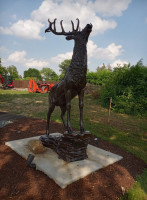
[45,18,80,35]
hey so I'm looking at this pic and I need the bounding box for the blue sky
[0,0,147,77]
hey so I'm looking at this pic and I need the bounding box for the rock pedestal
[40,132,91,162]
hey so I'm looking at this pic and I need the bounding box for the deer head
[45,18,92,43]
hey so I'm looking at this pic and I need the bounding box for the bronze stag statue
[45,18,92,135]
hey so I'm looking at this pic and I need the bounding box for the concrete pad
[5,134,123,189]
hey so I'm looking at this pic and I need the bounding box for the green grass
[121,169,147,200]
[0,89,147,199]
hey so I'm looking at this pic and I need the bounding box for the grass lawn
[0,89,147,199]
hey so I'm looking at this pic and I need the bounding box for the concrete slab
[5,134,123,189]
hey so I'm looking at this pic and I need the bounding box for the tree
[24,68,42,80]
[97,63,106,71]
[0,58,8,75]
[97,63,112,71]
[58,59,71,80]
[16,75,22,80]
[40,67,58,81]
[0,66,8,76]
[7,65,19,80]
[59,59,71,74]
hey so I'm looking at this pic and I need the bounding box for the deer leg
[78,89,85,134]
[66,90,72,134]
[46,104,55,136]
[60,105,67,130]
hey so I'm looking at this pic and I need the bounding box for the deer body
[45,19,92,135]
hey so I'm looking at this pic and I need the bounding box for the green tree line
[0,58,71,81]
[0,58,69,81]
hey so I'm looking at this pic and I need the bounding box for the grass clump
[121,169,147,200]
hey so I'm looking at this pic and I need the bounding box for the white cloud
[31,0,117,36]
[0,0,131,39]
[88,40,123,60]
[50,52,72,64]
[0,27,12,35]
[7,51,27,63]
[26,58,49,68]
[32,0,131,20]
[91,17,116,35]
[7,50,49,69]
[106,43,123,59]
[0,20,45,40]
[111,59,128,68]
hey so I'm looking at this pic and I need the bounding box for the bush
[100,60,147,116]
[87,69,112,85]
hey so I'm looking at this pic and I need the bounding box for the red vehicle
[28,77,54,93]
[0,74,14,89]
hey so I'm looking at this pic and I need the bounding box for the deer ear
[66,36,75,40]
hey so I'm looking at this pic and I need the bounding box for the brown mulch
[0,118,146,200]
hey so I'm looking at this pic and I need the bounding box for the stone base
[5,135,123,189]
[40,132,91,162]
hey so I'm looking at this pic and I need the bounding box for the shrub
[100,60,147,116]
[87,69,112,85]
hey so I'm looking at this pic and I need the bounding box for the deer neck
[70,42,87,69]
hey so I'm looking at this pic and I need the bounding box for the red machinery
[0,74,14,89]
[28,77,54,93]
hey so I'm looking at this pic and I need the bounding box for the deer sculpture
[45,18,92,135]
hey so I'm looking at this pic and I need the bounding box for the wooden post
[108,97,112,124]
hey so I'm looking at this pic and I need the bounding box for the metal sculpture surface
[45,18,92,135]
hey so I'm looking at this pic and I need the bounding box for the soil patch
[0,117,146,200]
